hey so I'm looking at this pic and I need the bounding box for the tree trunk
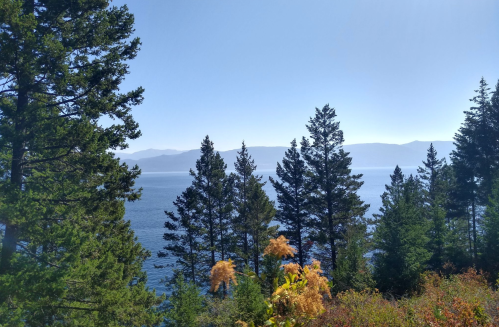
[0,91,27,275]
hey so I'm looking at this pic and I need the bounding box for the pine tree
[246,175,278,275]
[451,77,493,262]
[482,179,499,279]
[417,144,448,270]
[0,1,163,324]
[190,136,229,268]
[160,187,206,286]
[373,169,430,296]
[233,270,268,326]
[233,141,261,266]
[332,224,374,294]
[163,273,204,327]
[269,139,309,267]
[300,104,369,273]
[214,158,235,263]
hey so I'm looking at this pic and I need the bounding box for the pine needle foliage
[270,139,310,267]
[163,273,204,327]
[373,168,430,296]
[300,104,369,273]
[160,187,206,286]
[0,0,163,324]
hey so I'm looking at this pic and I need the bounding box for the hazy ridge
[119,141,454,172]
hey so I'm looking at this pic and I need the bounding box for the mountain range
[114,148,185,160]
[117,141,455,172]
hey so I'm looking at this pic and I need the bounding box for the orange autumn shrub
[282,262,301,275]
[264,235,297,258]
[210,259,238,292]
[267,260,331,326]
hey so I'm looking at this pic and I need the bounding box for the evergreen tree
[300,104,369,273]
[451,78,493,262]
[332,224,374,294]
[0,0,163,324]
[233,141,261,266]
[482,179,499,279]
[190,136,229,268]
[160,187,206,285]
[373,169,430,296]
[233,271,268,326]
[418,143,446,202]
[214,160,235,262]
[269,139,310,267]
[163,273,204,327]
[246,175,278,275]
[417,144,448,270]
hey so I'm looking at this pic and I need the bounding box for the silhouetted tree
[418,144,448,270]
[233,141,261,266]
[247,176,278,275]
[160,187,206,285]
[270,139,310,266]
[190,136,229,268]
[451,77,492,262]
[301,104,368,273]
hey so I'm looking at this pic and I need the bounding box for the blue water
[125,167,419,296]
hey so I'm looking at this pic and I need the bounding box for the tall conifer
[0,1,163,324]
[482,179,499,278]
[246,176,278,275]
[190,136,228,268]
[270,139,309,266]
[233,141,261,266]
[418,144,448,269]
[160,187,206,285]
[451,77,493,261]
[300,104,368,273]
[373,169,430,295]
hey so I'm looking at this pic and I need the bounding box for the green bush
[164,273,204,327]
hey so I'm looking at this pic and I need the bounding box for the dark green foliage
[451,77,494,261]
[246,176,278,275]
[300,104,369,273]
[417,144,449,270]
[482,179,499,279]
[161,136,232,286]
[164,273,204,327]
[373,168,430,296]
[190,136,231,268]
[260,254,285,297]
[332,225,374,294]
[270,139,310,267]
[0,0,163,324]
[233,141,261,266]
[233,272,268,326]
[160,187,206,286]
[197,297,238,327]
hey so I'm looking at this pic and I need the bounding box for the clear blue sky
[111,0,499,152]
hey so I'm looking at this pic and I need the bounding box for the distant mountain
[344,141,454,168]
[121,141,455,172]
[113,149,185,160]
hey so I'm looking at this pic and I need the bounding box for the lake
[124,166,419,295]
